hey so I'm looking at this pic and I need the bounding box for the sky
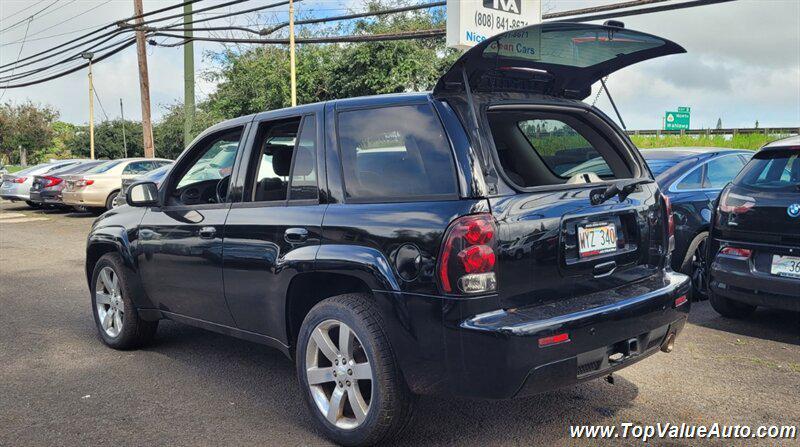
[0,0,798,130]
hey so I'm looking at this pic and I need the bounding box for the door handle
[593,260,617,278]
[199,226,217,239]
[285,227,309,244]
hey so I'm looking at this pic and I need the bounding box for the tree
[0,102,59,165]
[69,120,144,160]
[716,118,722,129]
[154,103,223,160]
[203,1,457,118]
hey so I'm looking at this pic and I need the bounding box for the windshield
[646,159,682,176]
[482,26,668,67]
[144,164,172,181]
[13,163,50,176]
[734,149,799,191]
[85,160,123,174]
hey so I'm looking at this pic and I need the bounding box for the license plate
[770,255,800,279]
[577,222,618,258]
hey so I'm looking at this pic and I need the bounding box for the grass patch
[2,165,26,173]
[630,133,789,150]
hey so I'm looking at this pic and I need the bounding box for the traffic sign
[446,0,542,50]
[664,110,690,130]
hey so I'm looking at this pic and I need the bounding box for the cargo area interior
[486,110,635,188]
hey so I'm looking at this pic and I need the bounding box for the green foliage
[153,103,224,160]
[68,120,144,160]
[631,133,787,151]
[0,102,58,164]
[203,1,457,118]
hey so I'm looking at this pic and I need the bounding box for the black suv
[86,23,690,446]
[707,136,800,317]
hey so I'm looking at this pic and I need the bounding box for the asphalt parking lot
[1,199,798,446]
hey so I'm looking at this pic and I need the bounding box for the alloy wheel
[305,319,373,430]
[690,238,708,298]
[95,266,124,337]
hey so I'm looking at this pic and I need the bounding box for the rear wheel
[709,290,756,319]
[91,253,158,349]
[105,190,119,210]
[680,231,709,301]
[25,200,41,209]
[296,294,414,446]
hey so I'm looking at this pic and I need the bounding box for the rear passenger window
[703,155,745,189]
[676,167,703,190]
[337,104,456,201]
[487,112,631,188]
[248,115,318,203]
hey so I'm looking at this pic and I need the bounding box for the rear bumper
[62,190,106,207]
[710,251,800,311]
[378,271,691,400]
[29,190,63,205]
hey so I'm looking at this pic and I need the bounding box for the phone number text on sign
[475,10,530,32]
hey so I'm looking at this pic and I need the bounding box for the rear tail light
[719,247,752,259]
[438,214,498,295]
[43,176,62,188]
[75,179,94,187]
[674,295,688,307]
[718,189,755,215]
[662,194,675,253]
[538,332,570,348]
[12,177,27,183]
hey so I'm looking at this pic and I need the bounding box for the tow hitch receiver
[575,324,670,378]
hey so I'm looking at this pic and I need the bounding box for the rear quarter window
[336,104,457,201]
[735,149,800,190]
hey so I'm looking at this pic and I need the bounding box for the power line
[0,0,59,34]
[0,0,202,71]
[0,0,48,22]
[0,17,33,101]
[94,85,110,121]
[151,27,446,47]
[550,0,737,22]
[13,0,115,43]
[0,38,137,89]
[542,0,669,19]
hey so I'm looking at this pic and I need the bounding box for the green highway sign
[664,109,690,130]
[677,106,691,113]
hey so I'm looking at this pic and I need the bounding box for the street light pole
[82,52,95,160]
[120,98,128,158]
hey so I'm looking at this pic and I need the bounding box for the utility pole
[289,0,296,107]
[82,52,95,159]
[134,0,155,158]
[120,98,128,158]
[183,2,195,148]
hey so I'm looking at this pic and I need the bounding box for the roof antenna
[600,77,627,130]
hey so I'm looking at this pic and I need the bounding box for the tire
[709,289,756,319]
[296,294,415,446]
[679,231,709,301]
[91,253,158,349]
[25,200,41,209]
[105,190,120,210]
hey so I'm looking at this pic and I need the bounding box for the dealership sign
[664,108,691,130]
[446,0,542,50]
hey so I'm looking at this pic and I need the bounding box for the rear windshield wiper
[590,178,653,205]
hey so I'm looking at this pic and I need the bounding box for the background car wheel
[91,253,158,349]
[296,294,415,447]
[680,231,709,301]
[105,191,120,210]
[25,200,42,209]
[709,290,756,319]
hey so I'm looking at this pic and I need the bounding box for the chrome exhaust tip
[661,332,676,353]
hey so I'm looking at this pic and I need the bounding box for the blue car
[641,148,753,299]
[113,163,173,207]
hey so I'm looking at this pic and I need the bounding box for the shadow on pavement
[690,301,800,345]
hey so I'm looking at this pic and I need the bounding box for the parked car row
[1,158,172,212]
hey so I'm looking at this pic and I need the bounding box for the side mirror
[126,181,160,207]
